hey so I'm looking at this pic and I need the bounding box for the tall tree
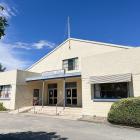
[0,63,6,72]
[0,5,8,39]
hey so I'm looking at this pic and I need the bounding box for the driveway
[0,113,139,140]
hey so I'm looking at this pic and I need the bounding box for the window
[0,85,11,99]
[65,82,77,88]
[63,58,78,71]
[94,82,128,100]
[48,84,57,89]
[33,89,40,98]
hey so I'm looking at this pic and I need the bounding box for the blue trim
[93,99,119,102]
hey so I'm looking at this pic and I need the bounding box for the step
[29,106,82,116]
[9,106,33,114]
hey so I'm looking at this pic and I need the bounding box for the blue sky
[0,0,140,70]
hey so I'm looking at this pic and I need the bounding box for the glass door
[66,88,71,105]
[48,84,57,105]
[72,88,77,105]
[66,82,77,106]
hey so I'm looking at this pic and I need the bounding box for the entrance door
[48,84,57,105]
[33,89,40,105]
[66,82,77,106]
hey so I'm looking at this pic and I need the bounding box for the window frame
[92,82,129,102]
[62,57,78,71]
[0,85,11,100]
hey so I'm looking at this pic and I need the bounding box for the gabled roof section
[70,38,132,49]
[26,38,132,71]
[26,38,70,70]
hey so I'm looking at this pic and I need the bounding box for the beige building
[0,38,140,117]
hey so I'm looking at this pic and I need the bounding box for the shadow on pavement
[0,131,68,140]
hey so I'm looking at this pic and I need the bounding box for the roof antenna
[68,16,71,49]
[68,16,71,39]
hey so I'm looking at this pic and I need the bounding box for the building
[0,38,140,117]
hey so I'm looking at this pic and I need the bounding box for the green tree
[0,63,6,72]
[0,5,8,39]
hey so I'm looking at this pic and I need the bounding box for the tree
[0,5,8,39]
[0,63,6,72]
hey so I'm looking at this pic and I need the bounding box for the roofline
[70,38,132,49]
[26,38,132,70]
[26,38,70,70]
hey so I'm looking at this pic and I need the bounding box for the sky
[0,0,140,70]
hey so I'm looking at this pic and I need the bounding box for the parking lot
[0,113,139,140]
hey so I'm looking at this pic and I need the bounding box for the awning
[26,72,81,82]
[90,73,132,84]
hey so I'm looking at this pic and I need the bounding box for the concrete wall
[15,70,41,109]
[27,39,126,73]
[0,70,17,109]
[81,47,140,117]
[0,70,40,110]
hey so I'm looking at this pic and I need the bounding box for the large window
[0,85,11,99]
[94,82,128,100]
[63,57,78,71]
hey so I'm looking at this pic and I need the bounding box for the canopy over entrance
[26,70,81,82]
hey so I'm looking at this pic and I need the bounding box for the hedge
[0,103,7,111]
[108,97,140,127]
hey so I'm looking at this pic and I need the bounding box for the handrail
[33,98,43,114]
[17,97,65,115]
[56,98,65,115]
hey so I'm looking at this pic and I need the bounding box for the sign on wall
[42,69,65,77]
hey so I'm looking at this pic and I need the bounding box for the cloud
[0,2,17,19]
[32,40,56,49]
[13,40,56,50]
[13,42,31,50]
[0,41,31,70]
[0,2,56,70]
[0,2,28,70]
[0,39,56,70]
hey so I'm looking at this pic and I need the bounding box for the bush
[108,97,140,127]
[0,103,7,111]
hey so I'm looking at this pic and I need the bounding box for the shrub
[108,97,140,127]
[0,103,7,111]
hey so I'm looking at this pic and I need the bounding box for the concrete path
[0,113,139,140]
